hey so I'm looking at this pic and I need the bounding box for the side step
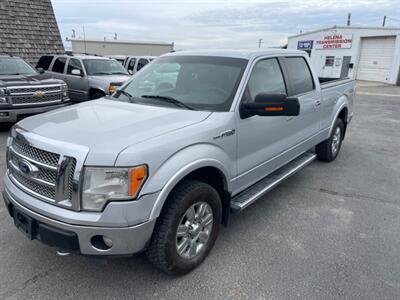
[231,152,316,212]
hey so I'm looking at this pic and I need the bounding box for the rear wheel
[146,180,222,275]
[316,118,344,162]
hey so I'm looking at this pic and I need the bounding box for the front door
[234,57,294,193]
[340,56,351,78]
[65,58,88,101]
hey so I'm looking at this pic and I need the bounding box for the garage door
[356,36,396,82]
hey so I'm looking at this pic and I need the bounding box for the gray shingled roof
[0,0,65,66]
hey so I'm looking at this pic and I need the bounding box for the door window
[244,58,286,102]
[52,57,67,73]
[127,58,137,73]
[284,57,314,95]
[137,59,149,71]
[67,58,84,75]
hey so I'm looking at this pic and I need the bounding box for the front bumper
[3,189,156,255]
[0,102,70,123]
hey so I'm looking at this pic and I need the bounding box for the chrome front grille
[12,138,60,166]
[8,138,77,209]
[8,85,62,106]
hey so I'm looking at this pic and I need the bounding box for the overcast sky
[52,0,400,50]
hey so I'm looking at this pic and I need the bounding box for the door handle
[314,100,321,107]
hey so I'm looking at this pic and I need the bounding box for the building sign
[315,34,352,49]
[297,40,313,50]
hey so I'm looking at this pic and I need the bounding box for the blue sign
[297,40,313,50]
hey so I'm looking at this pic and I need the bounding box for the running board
[231,152,316,212]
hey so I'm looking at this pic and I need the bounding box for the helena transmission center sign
[315,34,353,49]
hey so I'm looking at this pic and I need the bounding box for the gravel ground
[0,88,399,299]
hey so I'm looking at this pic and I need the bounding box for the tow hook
[57,250,71,256]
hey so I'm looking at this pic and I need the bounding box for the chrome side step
[231,152,316,212]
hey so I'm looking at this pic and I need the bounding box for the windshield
[112,56,248,111]
[0,57,37,75]
[83,59,128,75]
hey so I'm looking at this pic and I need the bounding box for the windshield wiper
[114,90,136,103]
[141,95,194,110]
[92,72,112,75]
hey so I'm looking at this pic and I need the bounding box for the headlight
[109,84,117,95]
[0,88,9,104]
[61,84,68,98]
[81,165,148,211]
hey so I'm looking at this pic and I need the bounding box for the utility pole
[82,25,87,54]
[257,38,264,48]
[347,13,351,26]
[382,16,386,27]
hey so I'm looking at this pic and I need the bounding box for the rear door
[48,57,67,81]
[280,56,321,145]
[65,58,88,101]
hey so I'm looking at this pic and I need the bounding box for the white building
[287,26,400,84]
[67,38,174,57]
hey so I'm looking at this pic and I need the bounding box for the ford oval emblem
[18,159,39,175]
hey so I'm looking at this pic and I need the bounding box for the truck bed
[318,77,354,89]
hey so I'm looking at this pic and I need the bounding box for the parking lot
[0,84,399,299]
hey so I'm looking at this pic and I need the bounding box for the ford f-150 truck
[3,49,354,274]
[0,55,69,123]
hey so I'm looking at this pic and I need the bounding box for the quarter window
[36,56,53,70]
[52,57,67,73]
[244,58,286,102]
[284,57,314,95]
[67,58,84,75]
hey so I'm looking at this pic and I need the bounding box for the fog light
[0,112,9,117]
[91,235,113,250]
[103,236,113,248]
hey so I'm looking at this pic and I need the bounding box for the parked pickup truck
[3,49,354,274]
[36,54,131,102]
[0,55,69,123]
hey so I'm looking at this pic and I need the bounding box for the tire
[146,179,222,275]
[90,91,105,100]
[316,118,344,162]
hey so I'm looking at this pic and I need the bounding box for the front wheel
[146,180,222,275]
[316,118,344,162]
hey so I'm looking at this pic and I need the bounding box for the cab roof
[163,49,306,60]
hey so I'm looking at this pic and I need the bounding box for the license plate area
[13,208,36,240]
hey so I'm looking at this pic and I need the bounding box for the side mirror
[241,93,300,118]
[71,69,83,76]
[37,67,45,74]
[128,69,133,75]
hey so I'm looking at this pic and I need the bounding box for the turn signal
[129,165,148,198]
[264,106,284,111]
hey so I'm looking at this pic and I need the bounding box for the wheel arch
[149,159,231,223]
[89,87,106,99]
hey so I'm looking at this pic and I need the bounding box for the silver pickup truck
[3,49,354,274]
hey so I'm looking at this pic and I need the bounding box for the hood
[17,99,212,165]
[89,74,131,84]
[0,73,63,87]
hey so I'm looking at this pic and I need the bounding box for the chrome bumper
[3,181,157,255]
[0,102,69,123]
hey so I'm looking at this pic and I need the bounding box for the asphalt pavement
[0,86,399,299]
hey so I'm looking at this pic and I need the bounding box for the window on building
[244,58,287,103]
[325,56,335,67]
[67,58,84,75]
[52,57,67,73]
[36,56,53,70]
[285,57,315,95]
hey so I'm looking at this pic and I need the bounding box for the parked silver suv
[36,54,131,102]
